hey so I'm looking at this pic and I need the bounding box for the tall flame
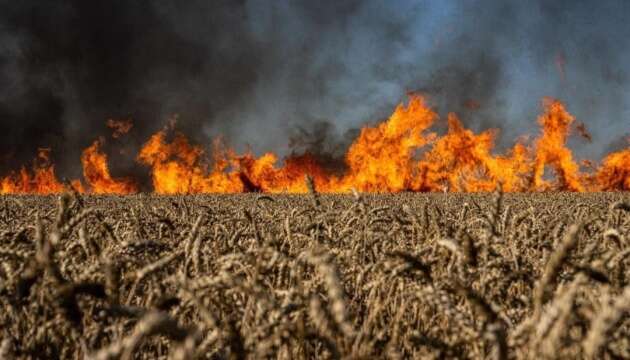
[532,98,583,191]
[338,95,436,192]
[1,95,629,194]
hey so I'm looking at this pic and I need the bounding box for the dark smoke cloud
[0,0,628,180]
[0,0,260,177]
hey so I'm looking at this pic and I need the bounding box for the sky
[0,0,628,178]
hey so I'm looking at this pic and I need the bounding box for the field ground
[0,192,629,359]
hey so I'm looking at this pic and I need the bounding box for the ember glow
[1,96,628,194]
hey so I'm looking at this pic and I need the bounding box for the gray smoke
[0,0,628,183]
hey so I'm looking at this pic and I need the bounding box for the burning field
[1,1,630,359]
[2,93,628,359]
[0,191,628,358]
[0,96,628,195]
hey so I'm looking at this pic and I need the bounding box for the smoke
[0,0,628,180]
[0,0,260,179]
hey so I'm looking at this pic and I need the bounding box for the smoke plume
[0,0,628,181]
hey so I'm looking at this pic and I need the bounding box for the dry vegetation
[0,189,628,359]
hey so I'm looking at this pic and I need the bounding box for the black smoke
[0,0,628,181]
[0,0,261,178]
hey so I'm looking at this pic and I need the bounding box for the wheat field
[0,191,628,359]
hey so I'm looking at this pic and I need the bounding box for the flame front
[137,131,244,194]
[0,149,67,194]
[338,96,436,192]
[415,114,530,192]
[1,95,629,194]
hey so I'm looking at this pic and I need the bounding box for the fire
[532,98,584,191]
[596,148,630,191]
[415,114,530,192]
[235,152,331,193]
[137,130,243,194]
[0,149,67,194]
[81,139,138,194]
[337,95,436,192]
[0,141,138,195]
[1,95,628,194]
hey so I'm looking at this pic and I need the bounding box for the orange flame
[235,152,331,193]
[0,140,138,195]
[81,139,138,194]
[1,95,629,194]
[416,114,529,192]
[337,95,436,192]
[137,130,243,194]
[596,148,630,191]
[532,98,584,191]
[0,149,68,194]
